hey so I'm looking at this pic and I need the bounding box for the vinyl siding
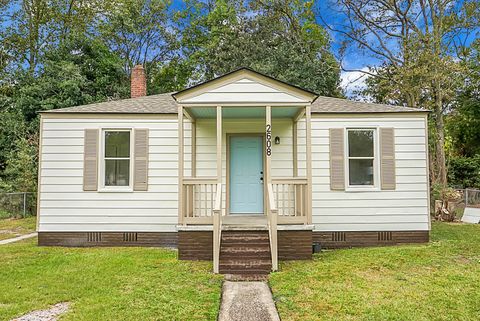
[38,116,192,232]
[39,114,429,233]
[306,115,430,232]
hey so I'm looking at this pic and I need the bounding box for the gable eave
[172,67,318,103]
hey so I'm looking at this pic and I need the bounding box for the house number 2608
[266,124,272,156]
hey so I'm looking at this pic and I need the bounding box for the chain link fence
[0,192,36,219]
[464,189,480,208]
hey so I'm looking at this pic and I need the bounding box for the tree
[13,37,129,123]
[0,37,129,188]
[0,134,38,193]
[325,0,479,186]
[446,40,480,157]
[97,0,175,73]
[0,0,107,75]
[174,0,341,96]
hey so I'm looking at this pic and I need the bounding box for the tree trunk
[434,84,447,187]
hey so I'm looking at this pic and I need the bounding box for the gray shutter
[329,128,345,190]
[380,128,396,190]
[134,128,149,191]
[83,129,99,191]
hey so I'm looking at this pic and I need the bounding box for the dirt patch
[454,255,472,264]
[11,302,70,321]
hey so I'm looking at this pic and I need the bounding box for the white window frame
[99,128,134,192]
[345,128,379,192]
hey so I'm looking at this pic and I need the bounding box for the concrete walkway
[0,232,37,245]
[11,302,69,321]
[218,281,280,321]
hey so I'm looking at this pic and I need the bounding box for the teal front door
[229,136,264,214]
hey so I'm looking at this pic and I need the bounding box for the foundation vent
[87,232,102,242]
[378,231,393,241]
[123,232,138,242]
[332,232,346,242]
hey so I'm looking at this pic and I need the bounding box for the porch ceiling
[186,106,301,119]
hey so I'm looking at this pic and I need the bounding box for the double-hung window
[103,130,131,188]
[347,129,376,187]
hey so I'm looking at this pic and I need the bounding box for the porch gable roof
[172,68,318,105]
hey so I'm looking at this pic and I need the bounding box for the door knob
[260,177,263,181]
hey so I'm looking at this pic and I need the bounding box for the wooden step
[221,247,270,254]
[221,235,269,242]
[219,259,272,275]
[219,231,272,275]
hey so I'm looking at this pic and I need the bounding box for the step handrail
[267,183,278,271]
[213,183,222,273]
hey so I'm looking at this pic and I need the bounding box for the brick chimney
[131,65,147,98]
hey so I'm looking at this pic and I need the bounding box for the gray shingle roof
[42,92,427,114]
[310,95,426,113]
[43,93,178,114]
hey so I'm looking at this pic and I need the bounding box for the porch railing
[271,177,308,224]
[213,183,222,273]
[267,183,278,271]
[182,177,219,224]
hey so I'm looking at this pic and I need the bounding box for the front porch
[177,104,313,273]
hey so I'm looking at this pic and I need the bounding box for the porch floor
[222,215,268,230]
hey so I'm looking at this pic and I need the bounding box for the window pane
[105,160,130,186]
[105,131,130,157]
[349,159,374,186]
[348,130,374,157]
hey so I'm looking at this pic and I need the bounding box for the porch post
[213,106,222,274]
[216,106,222,183]
[293,108,304,178]
[305,105,312,224]
[178,105,184,225]
[265,106,272,185]
[191,121,196,178]
[293,122,298,177]
[266,105,278,271]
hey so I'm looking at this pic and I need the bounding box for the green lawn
[0,216,37,240]
[1,223,479,321]
[270,222,480,321]
[0,239,222,321]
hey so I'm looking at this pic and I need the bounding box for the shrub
[448,155,480,189]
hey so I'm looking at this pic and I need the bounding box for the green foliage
[0,136,38,193]
[175,0,341,96]
[148,58,192,94]
[447,156,480,189]
[14,37,129,122]
[446,40,480,158]
[0,0,109,74]
[97,0,174,70]
[444,41,480,190]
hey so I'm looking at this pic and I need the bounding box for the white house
[37,67,430,274]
